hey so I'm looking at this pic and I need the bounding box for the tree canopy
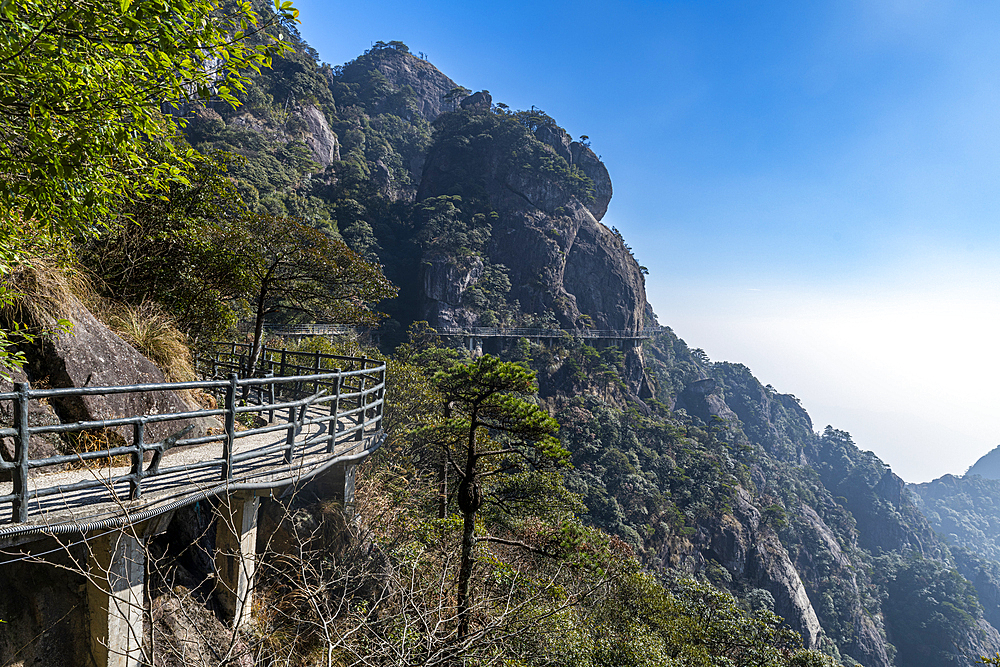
[0,0,297,234]
[236,213,397,373]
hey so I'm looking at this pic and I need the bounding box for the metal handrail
[0,345,387,524]
[265,323,354,336]
[435,326,664,339]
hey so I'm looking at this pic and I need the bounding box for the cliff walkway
[435,325,661,340]
[0,343,386,666]
[265,322,663,342]
[0,342,385,537]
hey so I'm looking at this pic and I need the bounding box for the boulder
[0,365,62,465]
[534,124,573,163]
[24,294,217,445]
[459,90,492,112]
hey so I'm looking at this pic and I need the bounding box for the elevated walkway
[436,325,660,340]
[0,344,387,666]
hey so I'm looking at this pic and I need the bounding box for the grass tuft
[2,259,196,383]
[106,301,195,382]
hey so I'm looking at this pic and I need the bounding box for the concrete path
[0,404,376,535]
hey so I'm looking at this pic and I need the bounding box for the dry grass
[62,428,131,469]
[105,301,195,382]
[0,256,96,330]
[2,258,197,383]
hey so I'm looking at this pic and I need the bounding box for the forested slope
[51,15,1000,666]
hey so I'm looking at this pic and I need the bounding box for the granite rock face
[673,378,742,426]
[21,294,217,444]
[422,256,484,327]
[225,102,340,169]
[415,110,651,397]
[342,48,462,123]
[460,90,492,112]
[750,530,823,649]
[965,444,1000,479]
[418,117,643,334]
[298,103,341,167]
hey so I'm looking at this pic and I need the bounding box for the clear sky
[291,0,1000,483]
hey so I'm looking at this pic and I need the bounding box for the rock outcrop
[673,377,742,425]
[965,444,1000,480]
[421,256,484,327]
[17,293,217,445]
[418,113,644,334]
[656,486,824,650]
[223,102,340,170]
[342,47,462,122]
[415,110,652,396]
[297,103,341,167]
[750,530,823,648]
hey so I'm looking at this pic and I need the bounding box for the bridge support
[215,491,260,628]
[316,461,357,519]
[87,527,145,667]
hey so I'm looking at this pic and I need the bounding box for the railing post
[265,371,275,423]
[279,348,287,379]
[12,381,30,523]
[328,369,341,453]
[285,405,296,463]
[222,373,238,481]
[314,350,322,394]
[377,367,387,432]
[355,373,366,442]
[129,419,145,500]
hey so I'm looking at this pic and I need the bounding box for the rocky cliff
[337,45,460,123]
[416,96,644,334]
[175,36,1000,666]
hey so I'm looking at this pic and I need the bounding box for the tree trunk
[248,287,267,377]
[456,410,480,638]
[438,450,448,519]
[456,506,476,639]
[439,402,452,519]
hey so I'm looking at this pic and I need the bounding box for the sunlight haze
[293,0,1000,482]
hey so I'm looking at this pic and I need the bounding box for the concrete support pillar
[215,492,260,628]
[87,528,145,667]
[316,462,357,519]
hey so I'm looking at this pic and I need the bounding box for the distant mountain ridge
[180,32,1000,667]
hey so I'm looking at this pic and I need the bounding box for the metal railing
[436,326,663,339]
[264,323,355,337]
[0,345,386,524]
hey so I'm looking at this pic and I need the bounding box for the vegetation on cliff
[7,4,1000,665]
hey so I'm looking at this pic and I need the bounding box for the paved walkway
[0,405,376,537]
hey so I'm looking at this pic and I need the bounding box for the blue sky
[292,0,1000,482]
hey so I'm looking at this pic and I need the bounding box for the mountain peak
[339,43,462,122]
[966,444,1000,479]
